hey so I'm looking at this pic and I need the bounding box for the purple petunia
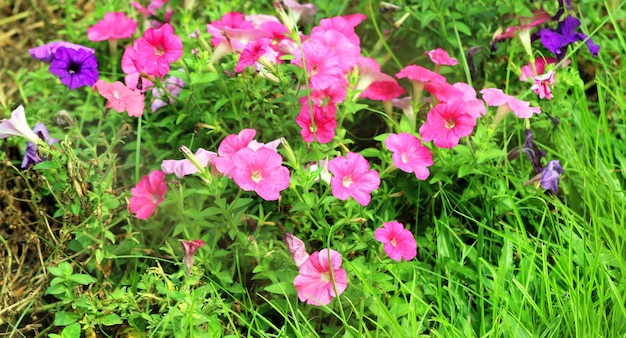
[29,41,95,63]
[540,160,564,194]
[537,15,599,59]
[521,129,546,174]
[21,123,59,169]
[49,47,99,90]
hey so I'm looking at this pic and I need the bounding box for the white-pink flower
[293,248,348,306]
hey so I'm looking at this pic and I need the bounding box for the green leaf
[33,160,62,170]
[67,274,96,285]
[45,283,66,296]
[54,311,78,326]
[453,21,472,36]
[61,322,81,338]
[49,262,73,278]
[99,313,123,326]
[264,281,295,295]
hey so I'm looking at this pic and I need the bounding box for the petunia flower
[161,147,216,178]
[328,152,380,206]
[234,38,272,73]
[519,57,564,82]
[425,48,458,66]
[537,15,599,59]
[540,160,564,193]
[129,170,168,220]
[293,248,348,306]
[374,221,417,261]
[531,70,556,100]
[230,147,291,201]
[492,10,551,57]
[213,129,257,176]
[521,129,546,173]
[87,12,138,41]
[481,88,541,123]
[49,47,99,90]
[384,133,433,180]
[0,105,41,144]
[419,101,476,149]
[307,157,331,184]
[295,100,337,144]
[282,0,317,25]
[423,81,486,118]
[396,65,446,108]
[151,74,185,112]
[181,239,205,276]
[133,23,183,77]
[285,232,309,268]
[94,80,145,117]
[21,123,59,168]
[29,41,95,63]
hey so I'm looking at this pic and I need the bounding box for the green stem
[135,115,143,182]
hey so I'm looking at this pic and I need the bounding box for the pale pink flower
[531,70,556,100]
[121,43,154,91]
[129,170,168,220]
[230,147,291,201]
[312,14,366,47]
[161,148,216,178]
[181,239,205,276]
[396,65,446,84]
[87,12,137,41]
[151,74,185,111]
[374,221,417,261]
[94,80,145,117]
[285,232,309,268]
[295,101,337,144]
[360,75,405,102]
[419,101,476,148]
[0,105,40,144]
[425,48,458,66]
[307,157,331,184]
[134,23,183,77]
[480,88,541,118]
[283,0,317,24]
[293,249,348,306]
[328,152,380,206]
[519,57,560,82]
[384,133,433,180]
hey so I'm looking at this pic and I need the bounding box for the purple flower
[21,123,59,169]
[537,15,599,58]
[49,47,99,90]
[540,160,564,193]
[29,41,95,63]
[521,129,546,173]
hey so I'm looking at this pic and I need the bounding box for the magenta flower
[481,88,541,118]
[213,129,257,176]
[374,221,417,261]
[230,147,291,201]
[285,232,309,268]
[181,239,205,276]
[531,70,556,100]
[94,80,145,117]
[29,41,95,63]
[425,48,458,66]
[49,47,99,90]
[384,133,433,180]
[129,170,168,220]
[295,101,337,144]
[133,23,182,77]
[87,12,137,41]
[161,147,216,178]
[293,249,348,306]
[292,40,345,90]
[0,105,40,144]
[328,152,380,206]
[396,65,446,85]
[419,101,476,149]
[423,81,486,118]
[519,57,564,82]
[234,38,271,73]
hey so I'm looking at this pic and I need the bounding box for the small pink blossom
[328,152,380,206]
[121,43,154,92]
[213,129,257,176]
[419,101,476,148]
[360,75,405,102]
[384,133,433,180]
[161,148,216,178]
[181,239,205,276]
[480,88,541,118]
[129,170,168,220]
[374,221,417,261]
[0,105,40,144]
[293,249,348,306]
[94,80,145,117]
[423,81,486,118]
[425,48,458,66]
[134,23,183,77]
[285,232,309,268]
[87,12,137,41]
[519,57,562,82]
[295,101,337,144]
[396,65,446,84]
[307,157,331,184]
[292,40,345,90]
[531,70,556,100]
[235,38,271,73]
[283,0,318,24]
[230,147,291,201]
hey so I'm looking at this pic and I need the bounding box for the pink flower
[396,65,446,84]
[360,76,405,102]
[129,170,168,220]
[285,232,309,268]
[425,48,458,66]
[230,147,291,201]
[0,105,40,144]
[328,152,380,206]
[424,81,486,118]
[283,0,318,24]
[161,147,216,178]
[292,40,345,90]
[384,133,433,180]
[87,12,137,41]
[519,57,562,82]
[374,221,417,261]
[181,239,205,276]
[94,80,145,117]
[419,101,476,148]
[295,100,337,144]
[133,23,182,77]
[121,43,154,91]
[480,88,541,118]
[234,38,271,73]
[213,129,257,176]
[310,84,346,107]
[293,249,348,306]
[531,70,556,100]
